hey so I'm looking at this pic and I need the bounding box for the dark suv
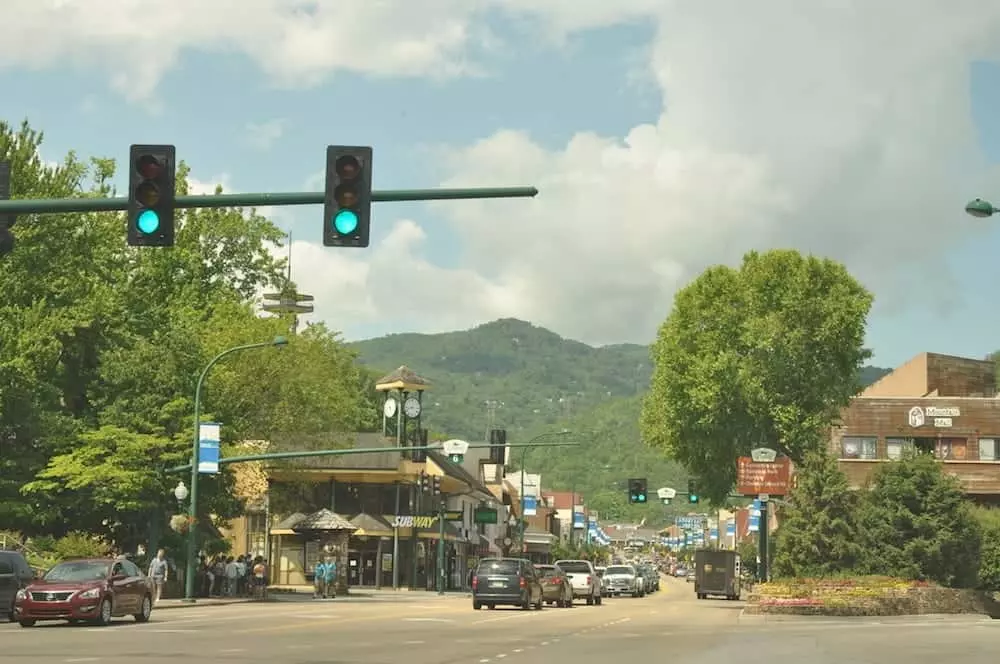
[471,558,543,610]
[0,550,35,621]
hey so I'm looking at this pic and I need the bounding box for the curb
[155,600,256,610]
[737,608,992,625]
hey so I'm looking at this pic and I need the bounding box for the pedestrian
[147,549,168,605]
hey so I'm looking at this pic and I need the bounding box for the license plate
[489,581,505,588]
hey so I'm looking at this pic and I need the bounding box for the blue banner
[726,522,736,536]
[523,496,537,516]
[197,422,221,474]
[709,528,718,540]
[573,512,585,529]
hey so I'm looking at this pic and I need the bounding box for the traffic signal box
[127,145,176,247]
[323,145,372,247]
[628,478,648,504]
[687,479,699,504]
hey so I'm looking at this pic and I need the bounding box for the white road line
[64,659,99,663]
[404,640,426,644]
[219,649,245,653]
[404,617,454,622]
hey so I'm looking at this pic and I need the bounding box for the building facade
[831,352,1000,498]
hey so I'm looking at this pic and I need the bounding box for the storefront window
[938,438,967,461]
[841,436,877,460]
[886,437,914,460]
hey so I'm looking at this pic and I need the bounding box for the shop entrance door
[361,551,378,586]
[347,552,361,586]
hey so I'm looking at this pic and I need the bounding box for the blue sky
[3,4,1000,369]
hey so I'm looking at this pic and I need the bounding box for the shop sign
[908,406,960,428]
[391,515,439,528]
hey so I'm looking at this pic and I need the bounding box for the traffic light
[628,478,647,504]
[127,145,176,247]
[323,145,372,247]
[431,475,442,496]
[418,472,430,493]
[687,479,699,504]
[0,161,13,257]
[488,429,507,465]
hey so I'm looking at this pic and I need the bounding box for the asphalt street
[2,578,997,664]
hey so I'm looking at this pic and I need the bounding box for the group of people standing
[199,553,267,598]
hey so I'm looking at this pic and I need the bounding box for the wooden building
[830,352,1000,498]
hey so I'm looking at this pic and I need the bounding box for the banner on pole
[198,422,221,474]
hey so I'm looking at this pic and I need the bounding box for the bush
[51,531,110,559]
[974,507,1000,590]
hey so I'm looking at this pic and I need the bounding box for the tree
[771,451,861,577]
[857,453,981,587]
[973,507,1000,590]
[641,249,873,502]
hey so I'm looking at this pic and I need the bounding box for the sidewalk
[268,585,471,599]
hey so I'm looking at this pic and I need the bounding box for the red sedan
[14,557,154,627]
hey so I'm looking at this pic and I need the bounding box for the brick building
[831,352,1000,498]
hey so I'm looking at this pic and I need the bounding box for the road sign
[751,447,777,463]
[656,487,677,500]
[676,515,706,530]
[736,456,792,496]
[443,510,463,521]
[442,438,469,463]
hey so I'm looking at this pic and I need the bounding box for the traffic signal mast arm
[0,186,540,216]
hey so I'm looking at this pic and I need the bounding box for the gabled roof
[374,366,431,392]
[293,509,357,532]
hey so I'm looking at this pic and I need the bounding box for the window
[841,436,877,460]
[122,560,141,577]
[938,439,967,461]
[886,437,915,460]
[979,438,999,462]
[0,559,13,574]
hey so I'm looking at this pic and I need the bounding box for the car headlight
[15,589,26,601]
[78,587,101,600]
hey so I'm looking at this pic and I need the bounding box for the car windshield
[536,566,558,577]
[43,561,108,583]
[557,562,591,573]
[606,566,633,575]
[478,560,520,575]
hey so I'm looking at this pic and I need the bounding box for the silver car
[602,564,642,597]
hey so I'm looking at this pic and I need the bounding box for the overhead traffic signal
[418,472,431,493]
[431,475,442,496]
[628,478,647,504]
[687,479,699,504]
[323,145,373,247]
[0,161,13,257]
[127,145,176,246]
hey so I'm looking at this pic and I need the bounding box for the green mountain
[350,318,892,523]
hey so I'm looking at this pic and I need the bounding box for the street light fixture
[965,198,997,218]
[173,481,189,502]
[182,335,289,603]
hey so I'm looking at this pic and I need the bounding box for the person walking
[147,549,168,606]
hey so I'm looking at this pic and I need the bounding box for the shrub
[51,532,110,559]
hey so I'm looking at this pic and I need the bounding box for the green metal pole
[182,338,284,603]
[517,431,573,554]
[437,499,446,595]
[0,186,539,215]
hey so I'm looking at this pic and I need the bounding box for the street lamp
[173,481,189,503]
[518,430,573,553]
[182,335,288,603]
[965,198,997,218]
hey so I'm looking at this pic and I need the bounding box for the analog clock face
[403,397,422,418]
[383,397,398,418]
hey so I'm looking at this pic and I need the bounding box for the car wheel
[488,603,496,610]
[19,619,35,628]
[134,595,152,623]
[473,600,482,610]
[94,598,112,626]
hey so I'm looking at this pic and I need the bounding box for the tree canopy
[641,249,873,502]
[0,119,370,550]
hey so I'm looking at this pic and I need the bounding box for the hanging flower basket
[170,514,196,533]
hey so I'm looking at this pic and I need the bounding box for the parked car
[603,564,642,597]
[0,550,36,622]
[14,557,154,627]
[471,558,544,611]
[534,564,574,607]
[554,559,602,605]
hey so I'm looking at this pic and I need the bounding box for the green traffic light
[333,209,359,234]
[638,494,646,503]
[137,210,160,234]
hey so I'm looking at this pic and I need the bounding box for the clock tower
[373,365,431,455]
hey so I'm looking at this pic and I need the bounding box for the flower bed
[744,576,987,616]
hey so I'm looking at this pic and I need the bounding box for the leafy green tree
[641,249,873,502]
[973,507,1000,590]
[857,453,981,587]
[771,452,861,577]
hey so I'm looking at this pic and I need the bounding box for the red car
[14,557,154,627]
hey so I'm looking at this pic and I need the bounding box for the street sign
[676,515,706,530]
[443,510,463,521]
[442,438,469,463]
[656,487,677,500]
[736,456,792,496]
[751,447,777,463]
[474,506,498,524]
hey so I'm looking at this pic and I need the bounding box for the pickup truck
[554,559,603,606]
[602,564,642,597]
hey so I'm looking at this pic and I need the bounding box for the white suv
[554,559,602,605]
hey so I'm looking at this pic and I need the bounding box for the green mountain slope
[350,318,892,523]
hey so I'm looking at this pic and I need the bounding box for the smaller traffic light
[431,475,442,496]
[127,145,176,246]
[323,145,373,247]
[628,478,647,504]
[418,472,430,493]
[0,161,13,257]
[488,428,507,465]
[687,479,699,504]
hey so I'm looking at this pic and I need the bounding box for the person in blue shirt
[314,556,337,599]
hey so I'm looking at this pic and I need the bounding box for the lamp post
[182,335,288,603]
[965,198,998,218]
[518,430,573,553]
[174,481,189,504]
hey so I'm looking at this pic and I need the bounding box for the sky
[3,1,1000,367]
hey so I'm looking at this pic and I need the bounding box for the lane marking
[404,640,425,644]
[404,617,454,622]
[219,649,245,653]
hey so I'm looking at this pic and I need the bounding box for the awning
[349,512,394,538]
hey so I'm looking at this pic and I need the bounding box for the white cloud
[244,119,287,151]
[187,174,232,196]
[288,2,1000,345]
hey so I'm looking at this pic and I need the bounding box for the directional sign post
[442,439,470,464]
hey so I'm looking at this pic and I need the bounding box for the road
[2,578,998,663]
